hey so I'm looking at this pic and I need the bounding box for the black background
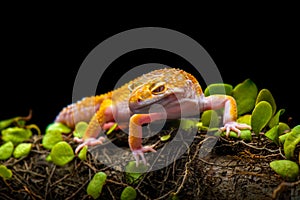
[1,16,299,132]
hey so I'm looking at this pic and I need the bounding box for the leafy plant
[125,161,148,184]
[283,125,300,160]
[200,110,220,128]
[232,79,258,115]
[251,101,273,136]
[73,121,88,138]
[78,145,88,161]
[49,141,75,166]
[204,83,233,96]
[87,172,107,199]
[1,127,32,145]
[120,186,137,200]
[270,160,299,181]
[42,130,63,150]
[0,141,14,160]
[13,143,32,158]
[0,165,12,180]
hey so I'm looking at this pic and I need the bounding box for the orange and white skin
[55,68,251,166]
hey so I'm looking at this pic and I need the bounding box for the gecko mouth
[129,94,180,114]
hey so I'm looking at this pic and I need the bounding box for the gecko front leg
[201,94,251,137]
[74,99,115,154]
[129,113,166,166]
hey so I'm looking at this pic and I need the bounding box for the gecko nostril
[137,98,142,103]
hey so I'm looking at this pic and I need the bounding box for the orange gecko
[55,68,251,165]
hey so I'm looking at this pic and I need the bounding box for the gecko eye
[151,85,166,95]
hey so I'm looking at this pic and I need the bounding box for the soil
[1,121,300,200]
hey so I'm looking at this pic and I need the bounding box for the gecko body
[55,68,251,165]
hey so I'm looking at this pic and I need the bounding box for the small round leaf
[256,89,276,115]
[46,122,71,134]
[160,134,171,142]
[270,160,299,181]
[87,172,107,199]
[1,127,32,145]
[204,83,233,96]
[251,101,273,135]
[42,130,63,150]
[50,141,74,166]
[125,161,148,184]
[78,145,88,161]
[13,143,32,158]
[283,125,300,159]
[73,121,88,138]
[201,110,220,128]
[0,141,14,160]
[237,114,251,125]
[0,165,12,180]
[232,79,258,115]
[121,186,137,200]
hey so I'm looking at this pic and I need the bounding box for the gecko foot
[74,136,106,154]
[132,145,156,167]
[219,121,251,137]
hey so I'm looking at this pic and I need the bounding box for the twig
[45,165,56,200]
[273,180,300,199]
[50,173,71,187]
[23,185,43,200]
[65,178,90,200]
[14,168,46,178]
[239,140,280,153]
[136,187,151,200]
[106,179,128,187]
[106,186,116,200]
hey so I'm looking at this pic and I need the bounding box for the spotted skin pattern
[55,68,251,166]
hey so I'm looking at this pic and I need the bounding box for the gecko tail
[54,95,105,128]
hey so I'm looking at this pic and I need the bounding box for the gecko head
[129,81,185,113]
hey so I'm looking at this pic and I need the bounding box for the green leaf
[204,83,233,96]
[125,161,148,184]
[121,186,137,200]
[283,125,300,159]
[268,109,285,128]
[73,121,88,138]
[265,125,279,145]
[87,172,107,199]
[237,114,251,126]
[256,89,276,115]
[232,79,258,115]
[270,160,299,181]
[106,123,118,135]
[50,141,74,166]
[78,145,88,161]
[180,119,199,131]
[278,122,290,135]
[220,129,252,141]
[0,141,14,160]
[0,118,16,131]
[42,130,63,150]
[160,134,171,142]
[46,122,71,134]
[13,143,32,158]
[46,154,52,162]
[200,110,220,128]
[1,127,32,145]
[279,132,290,145]
[251,101,273,136]
[0,165,12,180]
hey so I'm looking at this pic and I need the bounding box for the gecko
[55,68,251,165]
